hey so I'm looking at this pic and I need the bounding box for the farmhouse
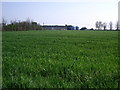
[42,25,77,30]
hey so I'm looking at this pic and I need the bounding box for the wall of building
[43,25,76,30]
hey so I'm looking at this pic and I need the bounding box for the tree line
[2,18,43,31]
[1,18,120,31]
[95,21,120,30]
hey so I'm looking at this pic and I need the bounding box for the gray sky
[2,0,119,29]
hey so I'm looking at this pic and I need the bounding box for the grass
[2,30,119,88]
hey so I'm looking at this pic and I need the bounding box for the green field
[2,30,119,88]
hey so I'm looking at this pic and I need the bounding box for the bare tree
[95,21,99,30]
[2,18,7,27]
[2,18,7,30]
[116,21,119,30]
[109,22,113,30]
[99,21,103,30]
[103,22,107,30]
[95,21,103,30]
[26,17,31,23]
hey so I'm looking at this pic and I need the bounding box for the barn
[42,25,76,30]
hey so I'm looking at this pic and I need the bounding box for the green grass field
[2,30,119,88]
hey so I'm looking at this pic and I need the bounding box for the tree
[95,21,99,30]
[103,22,107,30]
[2,18,7,26]
[109,22,113,30]
[2,18,43,31]
[32,21,37,30]
[99,21,103,30]
[95,21,103,30]
[116,21,119,30]
[10,20,17,31]
[26,17,31,24]
[0,23,2,31]
[26,18,32,30]
[2,18,7,30]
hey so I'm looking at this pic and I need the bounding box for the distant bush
[80,27,87,30]
[2,19,43,31]
[90,28,94,30]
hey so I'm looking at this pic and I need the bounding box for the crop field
[2,30,119,88]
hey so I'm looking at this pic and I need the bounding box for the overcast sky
[2,0,119,29]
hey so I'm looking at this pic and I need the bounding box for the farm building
[42,25,77,30]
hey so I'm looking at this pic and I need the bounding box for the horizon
[2,0,119,29]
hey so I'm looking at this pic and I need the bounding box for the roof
[42,25,73,27]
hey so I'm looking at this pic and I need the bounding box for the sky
[1,0,120,29]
